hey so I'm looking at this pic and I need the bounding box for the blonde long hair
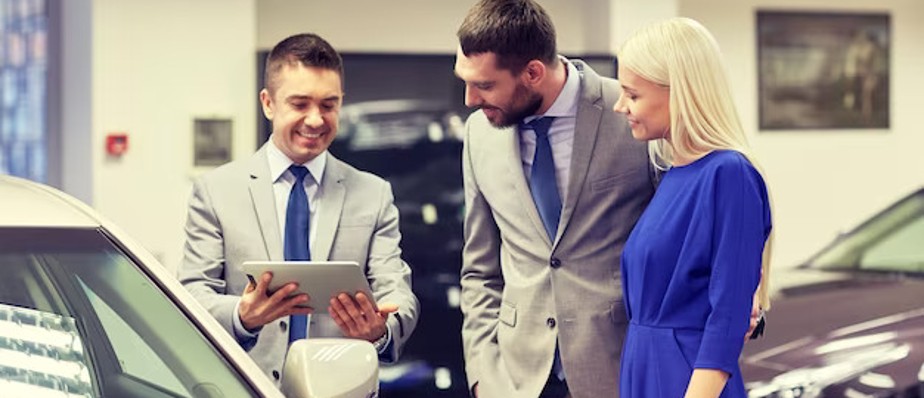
[619,17,774,309]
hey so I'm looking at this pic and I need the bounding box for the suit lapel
[312,153,345,261]
[248,145,284,261]
[556,61,603,249]
[496,124,554,247]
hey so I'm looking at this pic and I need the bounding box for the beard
[482,83,544,128]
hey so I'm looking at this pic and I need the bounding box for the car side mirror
[281,338,379,398]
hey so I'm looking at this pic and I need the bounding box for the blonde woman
[613,18,773,398]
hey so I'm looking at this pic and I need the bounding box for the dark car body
[333,99,470,396]
[743,187,924,398]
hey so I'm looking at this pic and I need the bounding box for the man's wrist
[233,300,261,339]
[372,326,390,352]
[242,316,262,334]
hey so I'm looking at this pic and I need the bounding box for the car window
[80,278,187,395]
[0,303,93,396]
[0,228,257,397]
[338,101,465,151]
[349,112,449,150]
[813,190,924,272]
[859,214,924,272]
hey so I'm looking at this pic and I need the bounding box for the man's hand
[239,271,313,331]
[329,292,399,342]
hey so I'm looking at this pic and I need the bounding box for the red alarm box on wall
[106,133,128,156]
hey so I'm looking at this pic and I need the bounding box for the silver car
[0,175,378,398]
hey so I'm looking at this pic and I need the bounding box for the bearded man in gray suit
[178,33,418,383]
[454,1,657,397]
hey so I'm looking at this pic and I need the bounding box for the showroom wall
[256,0,612,54]
[60,0,93,204]
[88,0,258,267]
[682,0,924,268]
[75,0,615,273]
[71,0,922,276]
[255,0,924,274]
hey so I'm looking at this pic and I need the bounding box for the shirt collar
[267,138,326,185]
[524,56,580,123]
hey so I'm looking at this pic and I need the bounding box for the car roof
[0,175,100,228]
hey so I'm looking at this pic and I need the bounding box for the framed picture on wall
[193,118,233,167]
[757,11,890,130]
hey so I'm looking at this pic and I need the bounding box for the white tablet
[241,261,375,309]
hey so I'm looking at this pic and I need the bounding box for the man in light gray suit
[178,33,418,383]
[454,1,656,397]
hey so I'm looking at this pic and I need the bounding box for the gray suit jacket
[178,144,419,382]
[460,61,656,398]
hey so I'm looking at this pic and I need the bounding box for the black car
[743,187,924,398]
[333,99,470,396]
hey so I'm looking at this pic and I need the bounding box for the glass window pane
[0,0,48,182]
[79,279,188,396]
[859,214,924,272]
[0,303,94,397]
[813,192,924,270]
[0,228,257,397]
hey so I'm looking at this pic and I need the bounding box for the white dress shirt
[266,141,326,247]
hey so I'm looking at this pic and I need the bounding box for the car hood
[742,269,924,397]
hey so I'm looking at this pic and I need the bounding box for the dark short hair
[457,0,557,73]
[264,33,343,93]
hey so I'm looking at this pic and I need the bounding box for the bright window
[0,0,47,182]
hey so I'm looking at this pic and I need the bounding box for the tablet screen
[241,261,375,308]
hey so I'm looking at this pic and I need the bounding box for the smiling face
[454,47,543,128]
[613,65,671,142]
[261,64,343,164]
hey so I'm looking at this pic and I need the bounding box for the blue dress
[619,150,771,397]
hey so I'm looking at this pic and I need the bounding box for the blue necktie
[524,117,561,241]
[522,117,566,380]
[285,165,311,343]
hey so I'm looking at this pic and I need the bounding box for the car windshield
[338,101,465,151]
[0,227,256,397]
[810,189,924,274]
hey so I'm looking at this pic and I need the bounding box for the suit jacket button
[272,370,280,380]
[280,321,287,331]
[547,317,556,328]
[550,258,561,268]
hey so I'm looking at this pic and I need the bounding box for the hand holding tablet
[242,261,376,309]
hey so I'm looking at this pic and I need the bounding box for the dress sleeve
[693,157,771,375]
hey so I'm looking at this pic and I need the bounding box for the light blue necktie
[285,165,311,343]
[522,117,566,380]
